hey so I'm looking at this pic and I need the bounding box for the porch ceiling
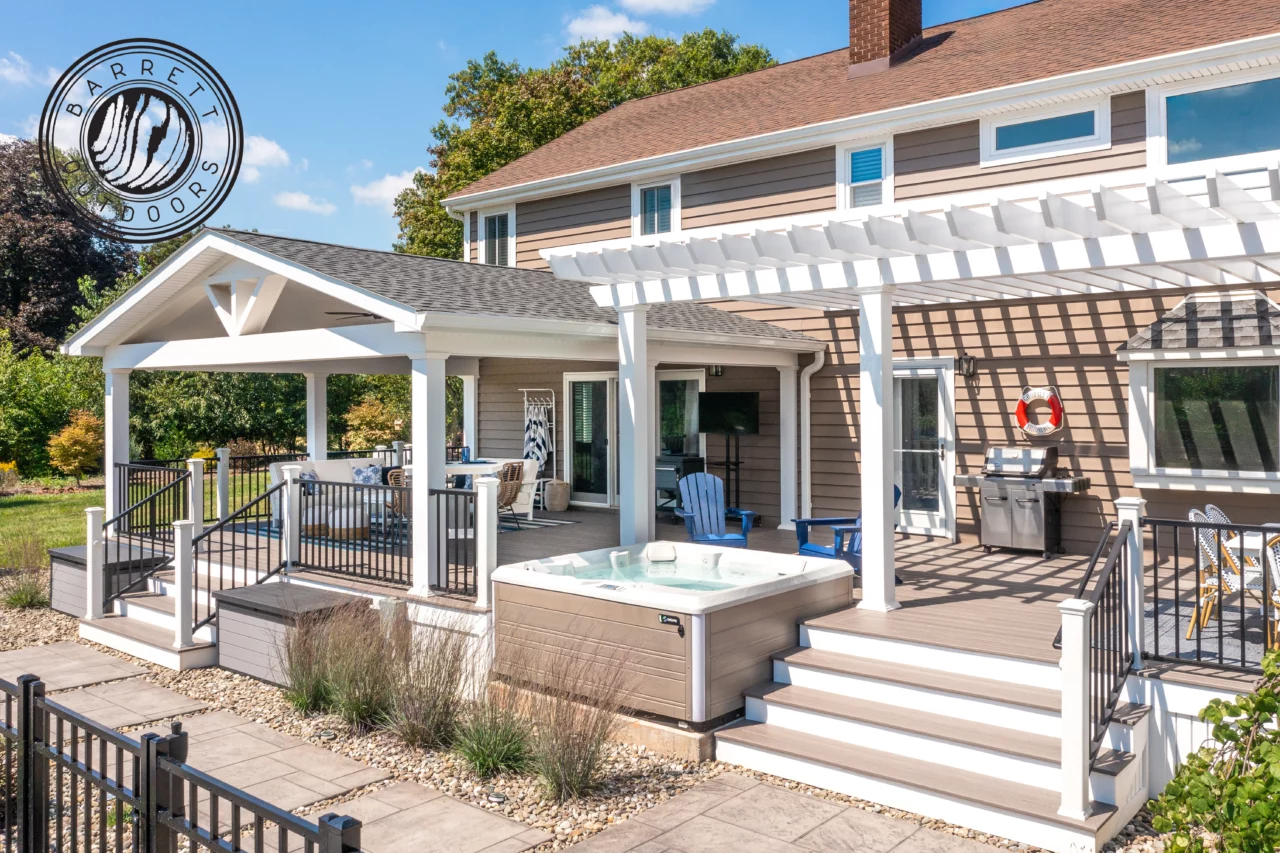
[547,168,1280,311]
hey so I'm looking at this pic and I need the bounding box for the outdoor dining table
[403,459,525,482]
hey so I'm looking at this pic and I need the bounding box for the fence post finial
[1057,598,1095,821]
[318,812,363,853]
[85,507,106,620]
[1114,497,1146,669]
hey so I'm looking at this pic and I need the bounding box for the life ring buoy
[1016,387,1064,436]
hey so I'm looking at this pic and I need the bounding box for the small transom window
[995,110,1096,152]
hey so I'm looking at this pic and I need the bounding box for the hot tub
[490,542,853,728]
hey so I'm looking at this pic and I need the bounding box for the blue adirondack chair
[676,472,756,548]
[794,485,902,579]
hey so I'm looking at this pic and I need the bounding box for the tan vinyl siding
[514,185,631,270]
[681,148,837,230]
[716,285,1280,556]
[893,92,1146,201]
[468,211,478,263]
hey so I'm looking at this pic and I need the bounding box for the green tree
[394,30,775,259]
[0,333,102,474]
[47,410,104,483]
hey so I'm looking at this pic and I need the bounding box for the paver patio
[0,641,144,690]
[574,774,999,853]
[52,678,207,727]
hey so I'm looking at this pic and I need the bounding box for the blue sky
[0,0,1026,250]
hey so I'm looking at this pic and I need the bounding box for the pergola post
[410,355,448,594]
[778,365,799,530]
[104,369,130,523]
[857,285,899,612]
[617,305,653,545]
[305,373,328,461]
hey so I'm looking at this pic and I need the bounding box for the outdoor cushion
[328,506,369,540]
[302,504,332,536]
[351,464,382,485]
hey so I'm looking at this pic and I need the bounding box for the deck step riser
[775,660,1062,738]
[714,738,1101,853]
[111,600,215,643]
[78,622,218,671]
[800,626,1060,690]
[744,696,1064,791]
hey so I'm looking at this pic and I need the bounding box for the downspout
[799,348,826,519]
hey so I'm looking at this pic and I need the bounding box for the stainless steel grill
[954,447,1090,558]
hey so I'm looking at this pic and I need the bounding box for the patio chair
[676,472,755,548]
[794,485,902,579]
[497,462,525,529]
[382,468,411,543]
[1262,534,1280,649]
[1206,504,1262,570]
[1187,508,1248,639]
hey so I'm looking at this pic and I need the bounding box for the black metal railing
[1,673,361,852]
[191,484,288,633]
[224,453,307,522]
[114,462,189,534]
[298,480,413,586]
[1144,516,1278,672]
[326,448,397,465]
[129,457,221,523]
[430,487,477,596]
[1084,521,1132,764]
[445,445,466,463]
[1053,522,1117,650]
[102,472,191,611]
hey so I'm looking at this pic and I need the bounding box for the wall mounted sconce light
[958,354,977,378]
[709,365,724,377]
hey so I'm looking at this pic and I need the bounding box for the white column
[778,365,799,530]
[474,477,498,609]
[84,507,105,620]
[281,464,302,567]
[186,459,205,535]
[305,373,328,461]
[104,369,130,522]
[857,285,899,612]
[617,306,653,546]
[411,355,448,594]
[215,447,230,520]
[1115,497,1147,669]
[172,520,194,649]
[462,374,478,454]
[1058,598,1095,820]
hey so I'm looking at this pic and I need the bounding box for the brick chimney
[848,0,922,75]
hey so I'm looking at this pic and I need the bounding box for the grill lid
[982,446,1058,478]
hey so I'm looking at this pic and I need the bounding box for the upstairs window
[641,184,672,235]
[484,213,509,266]
[981,100,1109,166]
[848,146,885,208]
[1165,75,1280,165]
[1154,365,1279,472]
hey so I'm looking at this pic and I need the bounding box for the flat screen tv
[698,391,760,435]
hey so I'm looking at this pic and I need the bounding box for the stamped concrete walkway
[574,773,997,853]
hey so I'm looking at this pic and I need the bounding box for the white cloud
[0,52,57,86]
[273,191,336,215]
[19,115,37,137]
[0,133,16,145]
[566,6,648,41]
[240,136,291,183]
[350,169,423,214]
[618,0,713,13]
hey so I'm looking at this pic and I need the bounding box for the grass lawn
[0,488,106,564]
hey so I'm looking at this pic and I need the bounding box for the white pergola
[547,166,1280,611]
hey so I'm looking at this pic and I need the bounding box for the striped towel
[523,404,550,470]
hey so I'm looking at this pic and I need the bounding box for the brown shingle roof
[450,0,1280,199]
[1124,291,1280,351]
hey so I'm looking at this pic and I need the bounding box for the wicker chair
[497,461,525,529]
[1187,508,1249,639]
[1262,535,1280,649]
[383,468,411,543]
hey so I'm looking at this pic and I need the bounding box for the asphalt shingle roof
[450,0,1280,199]
[1125,292,1280,351]
[209,229,816,344]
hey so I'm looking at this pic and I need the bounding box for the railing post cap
[319,813,362,831]
[1058,598,1095,615]
[86,506,105,516]
[173,519,194,531]
[1114,496,1146,511]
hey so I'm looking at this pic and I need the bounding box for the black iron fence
[430,487,477,596]
[224,453,307,522]
[1144,516,1279,672]
[102,472,191,612]
[1085,521,1131,764]
[2,674,361,852]
[327,448,397,465]
[114,463,189,535]
[298,480,414,586]
[191,484,288,634]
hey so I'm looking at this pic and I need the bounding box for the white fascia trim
[979,96,1111,167]
[1121,346,1280,362]
[443,32,1280,210]
[631,176,682,238]
[1132,472,1280,494]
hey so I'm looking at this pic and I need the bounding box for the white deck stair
[716,621,1150,853]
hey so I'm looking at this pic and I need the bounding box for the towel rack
[520,388,557,479]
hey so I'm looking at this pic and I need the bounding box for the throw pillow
[351,464,382,486]
[298,470,319,496]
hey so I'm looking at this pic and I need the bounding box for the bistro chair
[676,472,755,548]
[497,461,525,529]
[382,468,411,543]
[1262,534,1280,649]
[1187,508,1247,639]
[1206,503,1262,570]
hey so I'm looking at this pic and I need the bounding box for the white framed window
[630,177,680,238]
[478,208,515,267]
[1149,68,1280,176]
[836,139,892,211]
[654,369,707,459]
[979,98,1110,167]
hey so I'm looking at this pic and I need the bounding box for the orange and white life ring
[1016,387,1064,436]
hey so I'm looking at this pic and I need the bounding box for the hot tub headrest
[643,543,678,563]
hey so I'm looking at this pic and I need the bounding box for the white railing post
[392,440,404,468]
[1115,497,1147,669]
[172,520,194,649]
[215,447,231,520]
[475,478,498,609]
[281,464,303,568]
[85,507,105,620]
[1058,598,1095,820]
[186,458,205,535]
[375,444,387,463]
